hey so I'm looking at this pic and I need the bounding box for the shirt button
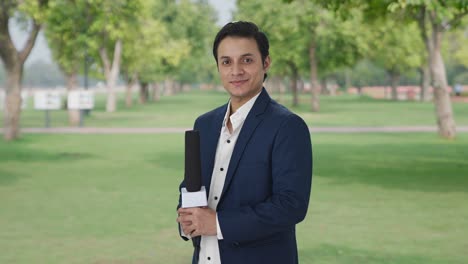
[207,257,211,260]
[214,196,218,200]
[227,140,231,143]
[220,168,224,171]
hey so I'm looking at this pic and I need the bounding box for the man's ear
[263,55,271,71]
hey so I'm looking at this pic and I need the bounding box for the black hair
[213,21,270,81]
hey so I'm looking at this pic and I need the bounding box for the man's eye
[222,60,230,65]
[243,58,253,63]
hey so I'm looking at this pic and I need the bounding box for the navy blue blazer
[179,88,313,264]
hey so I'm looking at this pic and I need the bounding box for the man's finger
[178,207,195,214]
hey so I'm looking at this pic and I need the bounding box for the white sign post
[21,91,28,109]
[68,90,94,127]
[34,91,62,127]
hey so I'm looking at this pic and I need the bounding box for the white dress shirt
[198,92,261,264]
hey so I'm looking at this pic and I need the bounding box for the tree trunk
[279,77,286,103]
[298,78,304,93]
[164,78,174,95]
[289,64,299,107]
[309,42,320,112]
[4,65,23,140]
[291,76,298,106]
[152,82,160,102]
[65,72,80,126]
[99,39,122,113]
[174,81,181,94]
[139,82,149,104]
[430,33,456,138]
[0,14,41,140]
[389,71,400,101]
[416,7,432,102]
[125,73,138,108]
[428,16,456,139]
[418,65,431,101]
[320,78,327,95]
[418,9,456,138]
[345,69,352,91]
[272,76,281,94]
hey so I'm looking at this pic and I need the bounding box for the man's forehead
[217,36,260,57]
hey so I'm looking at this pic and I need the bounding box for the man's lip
[230,79,248,84]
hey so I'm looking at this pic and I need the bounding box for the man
[177,21,313,264]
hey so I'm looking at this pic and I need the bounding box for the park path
[5,126,468,134]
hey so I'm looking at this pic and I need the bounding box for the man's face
[216,36,270,106]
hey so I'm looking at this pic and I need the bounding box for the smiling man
[177,21,313,264]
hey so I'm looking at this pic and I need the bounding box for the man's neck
[229,88,262,114]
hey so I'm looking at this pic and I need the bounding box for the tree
[367,20,422,100]
[166,0,218,86]
[239,0,366,110]
[237,0,308,107]
[0,0,48,141]
[87,0,142,112]
[322,0,468,138]
[45,0,89,125]
[387,1,467,138]
[150,0,217,93]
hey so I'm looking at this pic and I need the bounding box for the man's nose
[231,62,244,75]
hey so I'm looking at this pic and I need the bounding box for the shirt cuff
[216,213,223,240]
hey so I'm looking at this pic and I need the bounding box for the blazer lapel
[221,88,271,199]
[202,105,226,195]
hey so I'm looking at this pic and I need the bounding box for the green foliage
[443,23,468,68]
[16,0,49,23]
[45,0,90,74]
[367,20,423,75]
[119,0,218,84]
[237,0,367,79]
[158,0,219,84]
[237,0,310,76]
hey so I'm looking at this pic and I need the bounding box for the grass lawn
[5,90,468,128]
[1,133,467,263]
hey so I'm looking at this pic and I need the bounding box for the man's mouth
[230,79,248,86]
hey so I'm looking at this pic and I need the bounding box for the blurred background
[1,0,467,263]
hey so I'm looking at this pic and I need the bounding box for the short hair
[213,21,270,80]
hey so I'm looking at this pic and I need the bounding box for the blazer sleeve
[217,114,313,244]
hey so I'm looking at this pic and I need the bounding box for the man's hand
[177,207,217,237]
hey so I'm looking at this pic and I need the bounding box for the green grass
[5,90,468,128]
[1,133,467,263]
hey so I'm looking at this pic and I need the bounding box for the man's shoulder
[267,99,299,120]
[266,99,308,130]
[194,103,227,126]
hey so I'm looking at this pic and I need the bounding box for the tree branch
[99,46,111,79]
[0,1,16,65]
[111,39,122,78]
[447,8,468,28]
[18,20,41,64]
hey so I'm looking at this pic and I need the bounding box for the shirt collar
[222,90,262,131]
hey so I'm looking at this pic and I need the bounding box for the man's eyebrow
[240,53,254,57]
[219,53,255,59]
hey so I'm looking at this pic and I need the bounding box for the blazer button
[232,242,240,247]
